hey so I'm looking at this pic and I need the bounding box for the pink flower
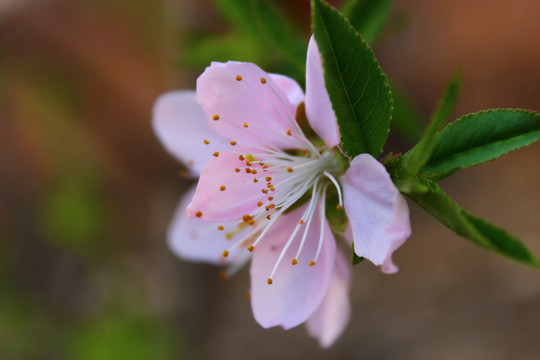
[153,37,411,347]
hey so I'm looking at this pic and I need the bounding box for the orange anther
[286,167,293,173]
[239,155,245,161]
[230,141,237,146]
[337,204,344,211]
[267,278,273,285]
[260,77,267,84]
[203,139,210,145]
[286,129,292,136]
[236,75,243,81]
[265,176,272,182]
[257,201,263,207]
[309,260,316,267]
[213,152,219,157]
[219,185,226,191]
[291,258,298,265]
[222,250,229,258]
[235,168,241,172]
[247,245,254,252]
[217,225,224,231]
[212,114,220,121]
[243,122,249,128]
[195,211,202,218]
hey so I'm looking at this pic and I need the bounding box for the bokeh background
[1,0,539,359]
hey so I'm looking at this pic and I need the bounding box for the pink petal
[186,148,271,222]
[152,91,228,176]
[305,250,351,348]
[250,204,336,330]
[341,154,411,273]
[168,185,246,264]
[196,62,306,150]
[305,36,340,149]
[269,73,304,112]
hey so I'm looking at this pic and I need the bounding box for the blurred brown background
[0,0,539,359]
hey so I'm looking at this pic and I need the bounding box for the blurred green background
[1,0,539,359]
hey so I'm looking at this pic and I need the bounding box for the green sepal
[351,243,365,265]
[312,0,393,158]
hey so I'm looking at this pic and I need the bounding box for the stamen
[213,152,219,157]
[235,168,240,172]
[203,139,210,145]
[247,245,254,252]
[286,129,292,136]
[309,260,316,267]
[313,186,328,264]
[267,278,273,285]
[219,185,226,191]
[238,155,245,161]
[236,75,242,81]
[230,141,237,146]
[253,178,259,183]
[195,211,203,218]
[286,167,294,173]
[217,225,224,231]
[243,122,249,128]
[222,250,229,258]
[291,258,298,265]
[323,170,344,209]
[337,204,344,210]
[260,77,267,84]
[257,201,263,207]
[212,114,220,121]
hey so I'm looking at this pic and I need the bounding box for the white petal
[152,90,228,176]
[341,154,411,273]
[305,36,340,149]
[306,250,351,348]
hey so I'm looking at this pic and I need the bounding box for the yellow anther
[238,155,245,161]
[236,75,243,81]
[203,139,210,145]
[246,153,256,162]
[309,260,316,267]
[260,77,267,84]
[286,129,292,136]
[235,168,241,172]
[195,211,202,218]
[286,167,294,173]
[218,271,229,281]
[230,141,237,146]
[213,151,219,157]
[242,214,252,222]
[247,245,254,252]
[257,201,263,207]
[336,204,344,211]
[217,225,224,231]
[219,185,226,191]
[222,250,229,258]
[267,278,273,285]
[247,219,255,225]
[291,258,298,265]
[212,114,220,121]
[299,220,304,224]
[243,122,249,128]
[265,176,272,182]
[179,170,189,179]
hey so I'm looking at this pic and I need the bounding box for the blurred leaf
[390,84,425,142]
[41,175,107,255]
[403,68,462,174]
[341,0,393,44]
[422,109,540,178]
[312,0,392,158]
[68,316,179,360]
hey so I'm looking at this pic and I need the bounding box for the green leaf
[406,176,540,268]
[464,213,540,267]
[312,0,393,158]
[403,69,462,173]
[422,109,540,177]
[341,0,393,44]
[390,84,425,142]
